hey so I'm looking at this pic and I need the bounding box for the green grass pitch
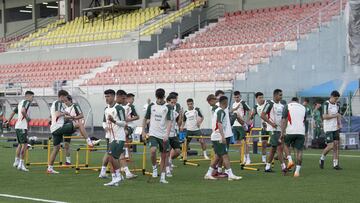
[0,140,359,203]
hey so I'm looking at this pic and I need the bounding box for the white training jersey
[126,103,138,129]
[282,102,306,135]
[232,100,251,126]
[211,107,232,141]
[323,100,340,132]
[183,107,203,131]
[102,103,126,142]
[15,99,31,130]
[50,100,65,133]
[145,102,172,139]
[263,100,284,132]
[169,105,179,138]
[64,103,84,124]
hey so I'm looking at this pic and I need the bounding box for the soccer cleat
[294,172,300,177]
[204,174,217,180]
[152,169,158,178]
[166,172,173,178]
[245,160,251,165]
[13,161,19,168]
[98,173,109,179]
[92,139,101,146]
[264,169,273,173]
[104,180,119,187]
[125,173,138,179]
[228,175,242,181]
[18,165,29,172]
[287,161,295,170]
[319,159,324,169]
[282,168,288,176]
[47,169,60,174]
[160,179,169,184]
[333,165,343,170]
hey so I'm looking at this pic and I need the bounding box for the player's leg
[265,131,278,172]
[72,122,98,146]
[159,138,169,183]
[276,141,287,175]
[204,152,219,180]
[119,153,137,179]
[149,136,159,178]
[168,137,181,175]
[16,129,29,171]
[218,142,242,181]
[13,145,21,167]
[199,138,209,159]
[261,130,269,163]
[64,139,71,165]
[99,139,110,178]
[294,135,304,177]
[304,121,309,149]
[284,134,295,170]
[240,127,251,165]
[319,131,334,169]
[48,144,61,174]
[333,131,341,169]
[104,141,123,186]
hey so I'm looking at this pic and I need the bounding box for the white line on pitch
[302,153,360,158]
[0,194,68,203]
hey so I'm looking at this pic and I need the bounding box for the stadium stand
[84,0,344,85]
[0,56,111,88]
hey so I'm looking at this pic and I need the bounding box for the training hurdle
[75,142,148,175]
[182,135,213,166]
[25,136,88,168]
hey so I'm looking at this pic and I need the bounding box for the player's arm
[217,110,226,143]
[164,106,173,141]
[322,103,340,120]
[6,107,18,122]
[110,106,126,127]
[141,104,152,138]
[72,104,84,120]
[196,108,204,127]
[230,103,240,113]
[336,104,342,129]
[54,101,67,118]
[247,105,257,123]
[261,102,277,128]
[280,105,289,141]
[235,112,245,125]
[128,105,139,122]
[180,111,186,131]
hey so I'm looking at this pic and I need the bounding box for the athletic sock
[18,159,23,166]
[203,151,208,157]
[225,168,234,176]
[320,154,325,160]
[14,157,19,162]
[101,166,107,174]
[111,173,116,180]
[160,172,166,180]
[262,155,267,162]
[168,158,172,165]
[166,166,171,174]
[125,148,129,158]
[48,165,53,170]
[295,165,301,173]
[66,157,71,163]
[115,169,121,178]
[246,154,250,161]
[265,163,271,170]
[333,159,338,167]
[217,167,223,173]
[206,167,214,176]
[123,166,131,176]
[281,163,286,170]
[287,155,293,162]
[152,165,157,171]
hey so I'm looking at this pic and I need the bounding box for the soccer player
[312,101,323,140]
[248,92,269,163]
[126,93,140,130]
[47,90,96,174]
[261,89,287,174]
[204,96,242,181]
[319,90,342,170]
[281,97,306,177]
[302,98,312,149]
[7,91,34,171]
[166,94,181,176]
[231,91,251,164]
[142,88,172,184]
[180,98,208,159]
[116,90,131,159]
[99,89,127,186]
[63,95,84,165]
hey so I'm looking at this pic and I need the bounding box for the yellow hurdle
[75,142,148,175]
[182,135,212,167]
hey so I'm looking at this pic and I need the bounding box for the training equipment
[182,135,213,166]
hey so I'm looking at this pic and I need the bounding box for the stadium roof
[298,79,359,97]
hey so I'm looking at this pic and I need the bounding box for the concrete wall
[0,40,139,64]
[235,15,348,98]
